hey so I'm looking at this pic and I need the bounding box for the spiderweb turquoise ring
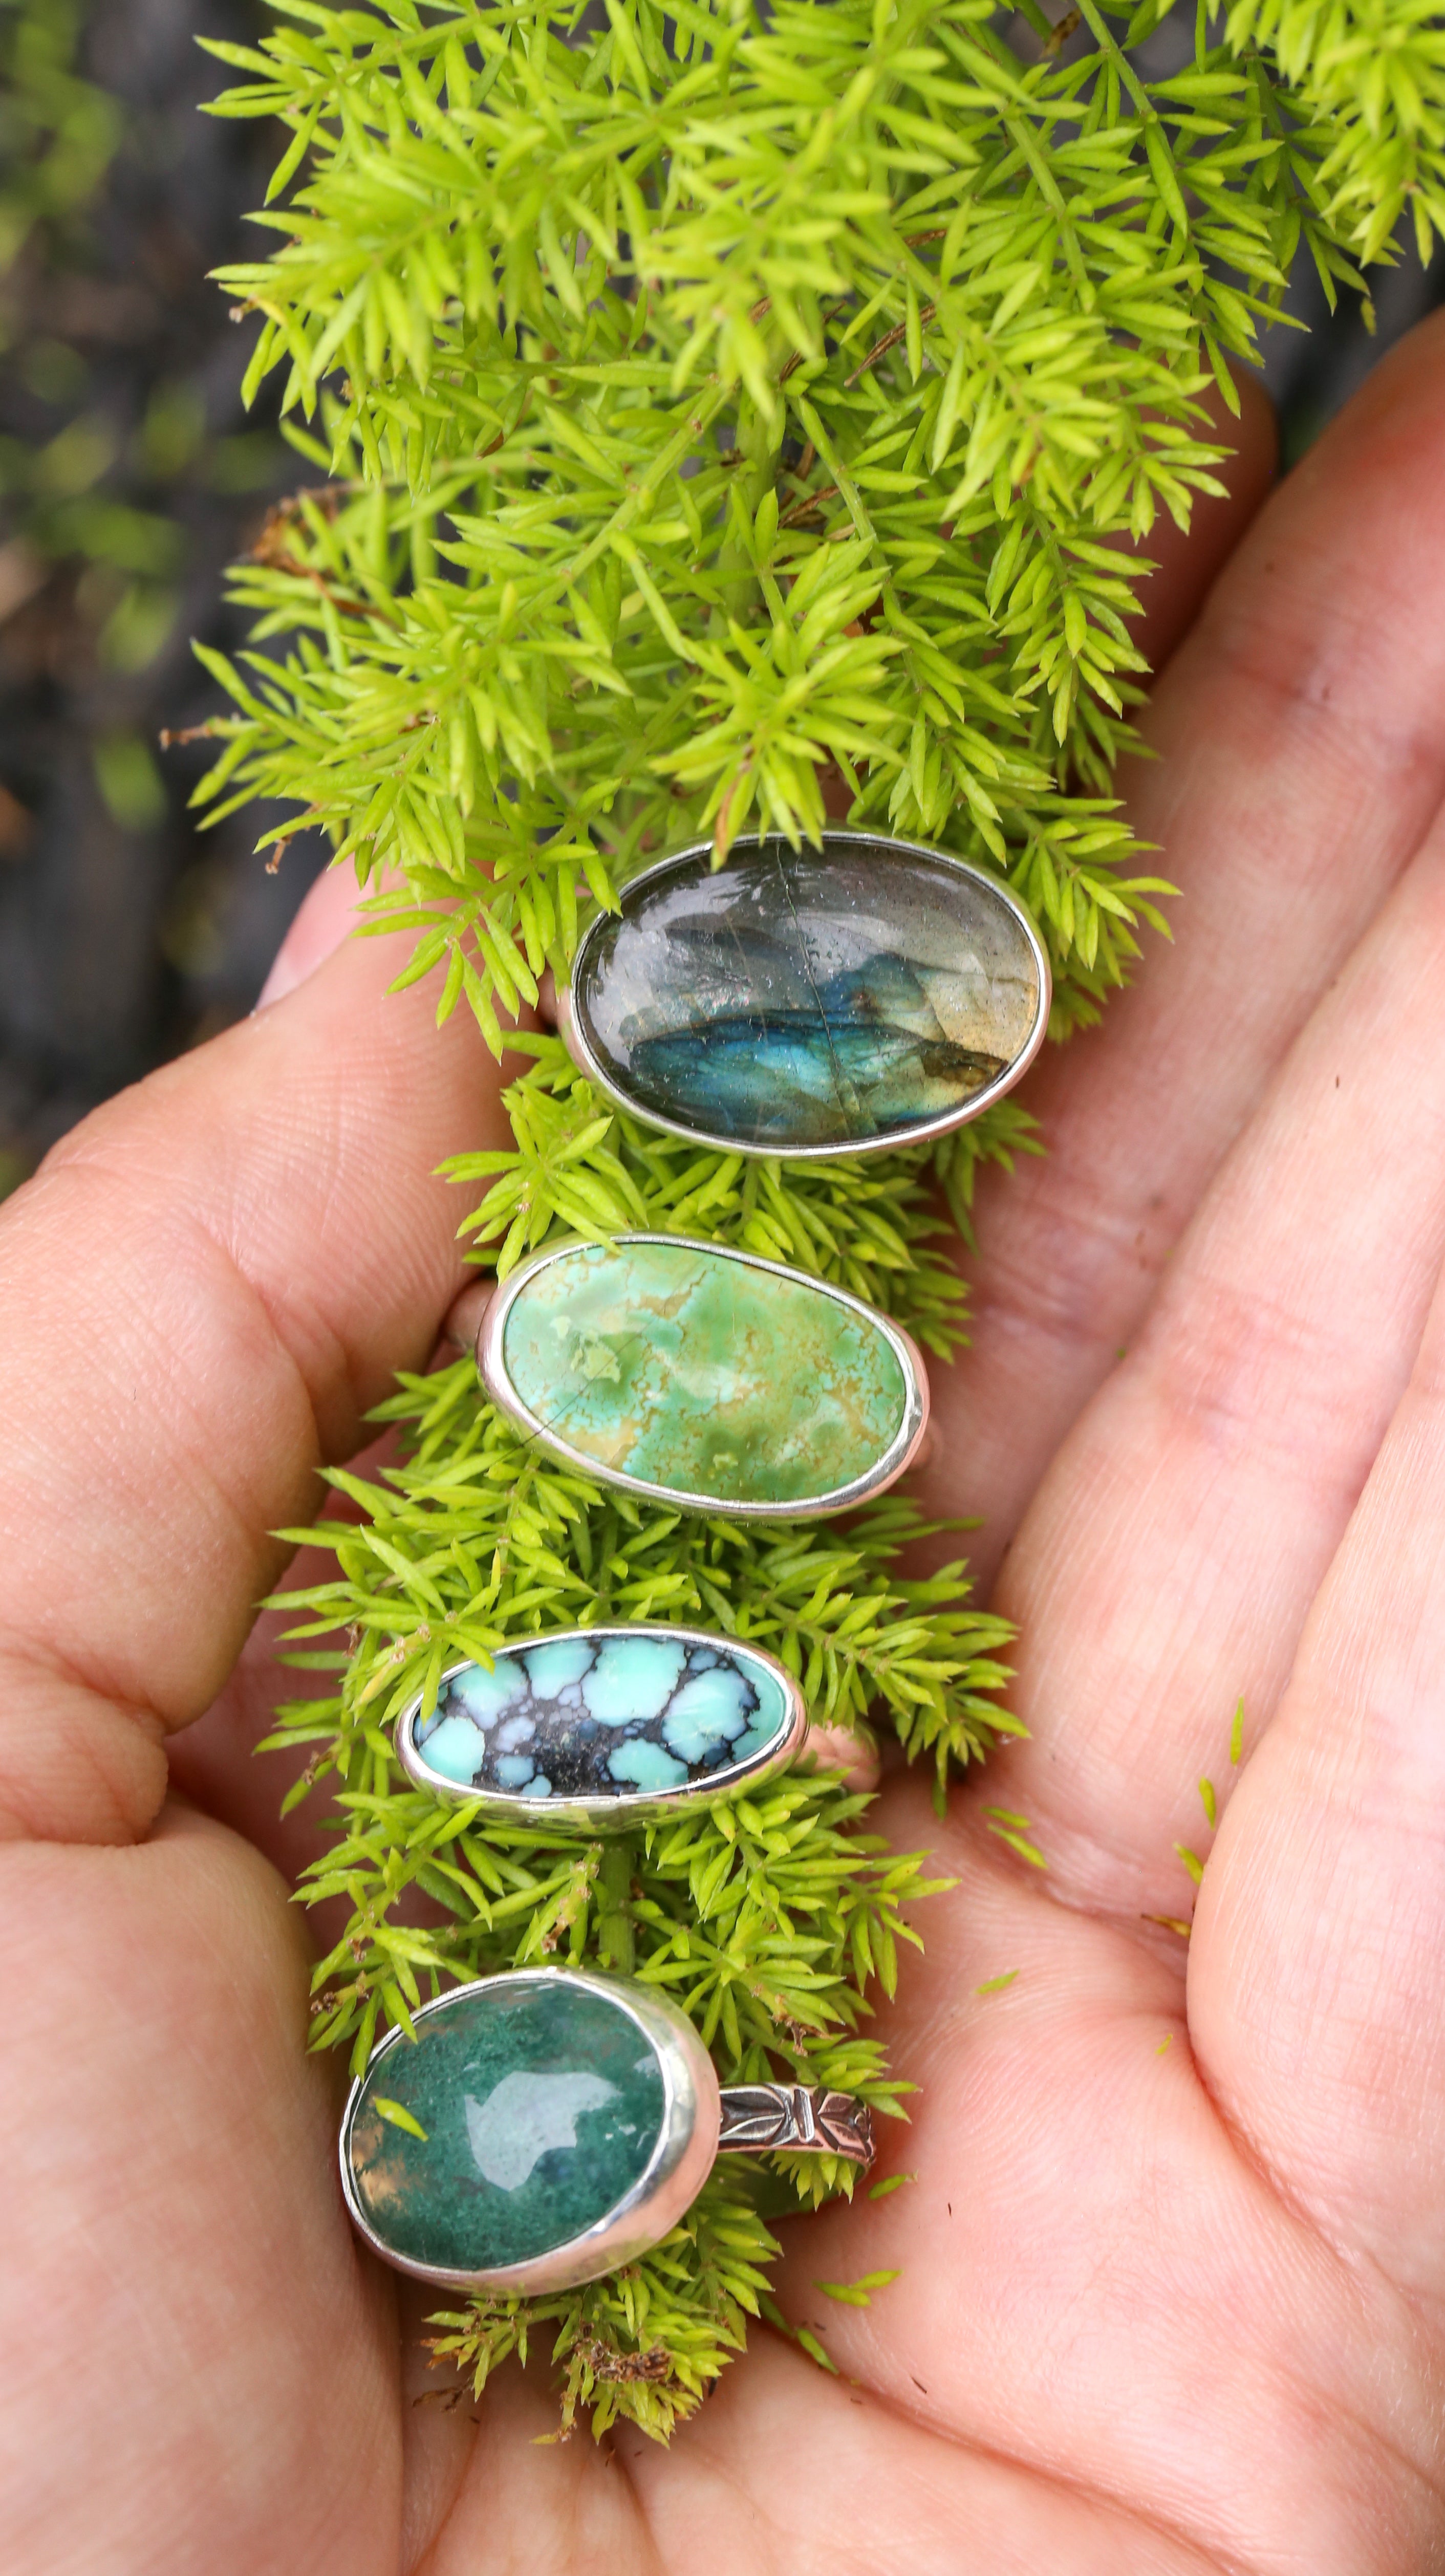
[395,1629,809,1830]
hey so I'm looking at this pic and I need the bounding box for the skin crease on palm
[14,320,1445,2576]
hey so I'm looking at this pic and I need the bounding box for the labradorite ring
[557,829,1050,1161]
[339,1968,875,2294]
[394,1629,809,1828]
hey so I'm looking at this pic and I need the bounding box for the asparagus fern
[178,0,1432,2435]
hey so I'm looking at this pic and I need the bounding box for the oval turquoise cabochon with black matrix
[398,1627,805,1823]
[562,829,1050,1159]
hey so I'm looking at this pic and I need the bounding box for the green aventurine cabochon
[481,1236,926,1516]
[346,1978,672,2281]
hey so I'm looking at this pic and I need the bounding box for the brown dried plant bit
[572,2334,674,2385]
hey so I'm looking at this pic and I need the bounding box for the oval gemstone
[347,1979,667,2278]
[404,1630,796,1811]
[491,1237,916,1512]
[568,833,1047,1155]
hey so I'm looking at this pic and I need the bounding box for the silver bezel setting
[338,1968,722,2295]
[477,1231,930,1521]
[395,1629,810,1830]
[557,827,1052,1162]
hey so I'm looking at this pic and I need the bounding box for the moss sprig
[424,2162,780,2441]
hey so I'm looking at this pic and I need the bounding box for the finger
[0,1801,398,2573]
[162,859,417,1876]
[1190,1235,1445,2307]
[981,796,1445,1917]
[413,2315,1236,2576]
[256,853,366,1006]
[757,1780,1444,2573]
[1125,369,1278,678]
[164,1509,383,1891]
[916,313,1445,1590]
[0,910,514,1844]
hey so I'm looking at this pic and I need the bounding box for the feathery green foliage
[263,1352,996,2432]
[1224,0,1445,261]
[441,1028,1040,1312]
[193,0,1429,2434]
[0,0,119,272]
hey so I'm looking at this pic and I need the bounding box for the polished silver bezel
[557,827,1052,1162]
[477,1231,930,1521]
[395,1629,809,1829]
[338,1968,722,2295]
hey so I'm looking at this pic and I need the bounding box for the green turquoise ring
[396,1629,808,1829]
[340,1968,875,2294]
[557,829,1050,1159]
[475,1232,929,1519]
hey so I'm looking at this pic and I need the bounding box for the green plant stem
[596,1837,637,1978]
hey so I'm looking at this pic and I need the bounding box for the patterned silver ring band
[717,2081,874,2163]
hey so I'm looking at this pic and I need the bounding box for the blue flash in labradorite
[570,835,1045,1153]
[409,1632,792,1807]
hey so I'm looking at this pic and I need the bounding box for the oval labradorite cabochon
[344,1978,673,2283]
[565,832,1049,1156]
[400,1629,802,1817]
[482,1235,926,1515]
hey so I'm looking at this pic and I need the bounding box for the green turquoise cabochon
[478,1234,929,1518]
[397,1627,807,1826]
[341,1972,720,2291]
[560,831,1049,1159]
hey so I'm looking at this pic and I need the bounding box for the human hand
[3,318,1442,2573]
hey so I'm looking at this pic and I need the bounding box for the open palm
[6,321,1445,2574]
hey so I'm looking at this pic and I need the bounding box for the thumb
[256,855,371,1008]
[0,888,515,1845]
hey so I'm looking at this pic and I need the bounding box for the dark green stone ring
[340,1968,875,2294]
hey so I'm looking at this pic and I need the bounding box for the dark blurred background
[0,0,1440,1193]
[0,0,327,1192]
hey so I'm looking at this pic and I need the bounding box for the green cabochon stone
[349,1981,666,2276]
[501,1239,908,1508]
